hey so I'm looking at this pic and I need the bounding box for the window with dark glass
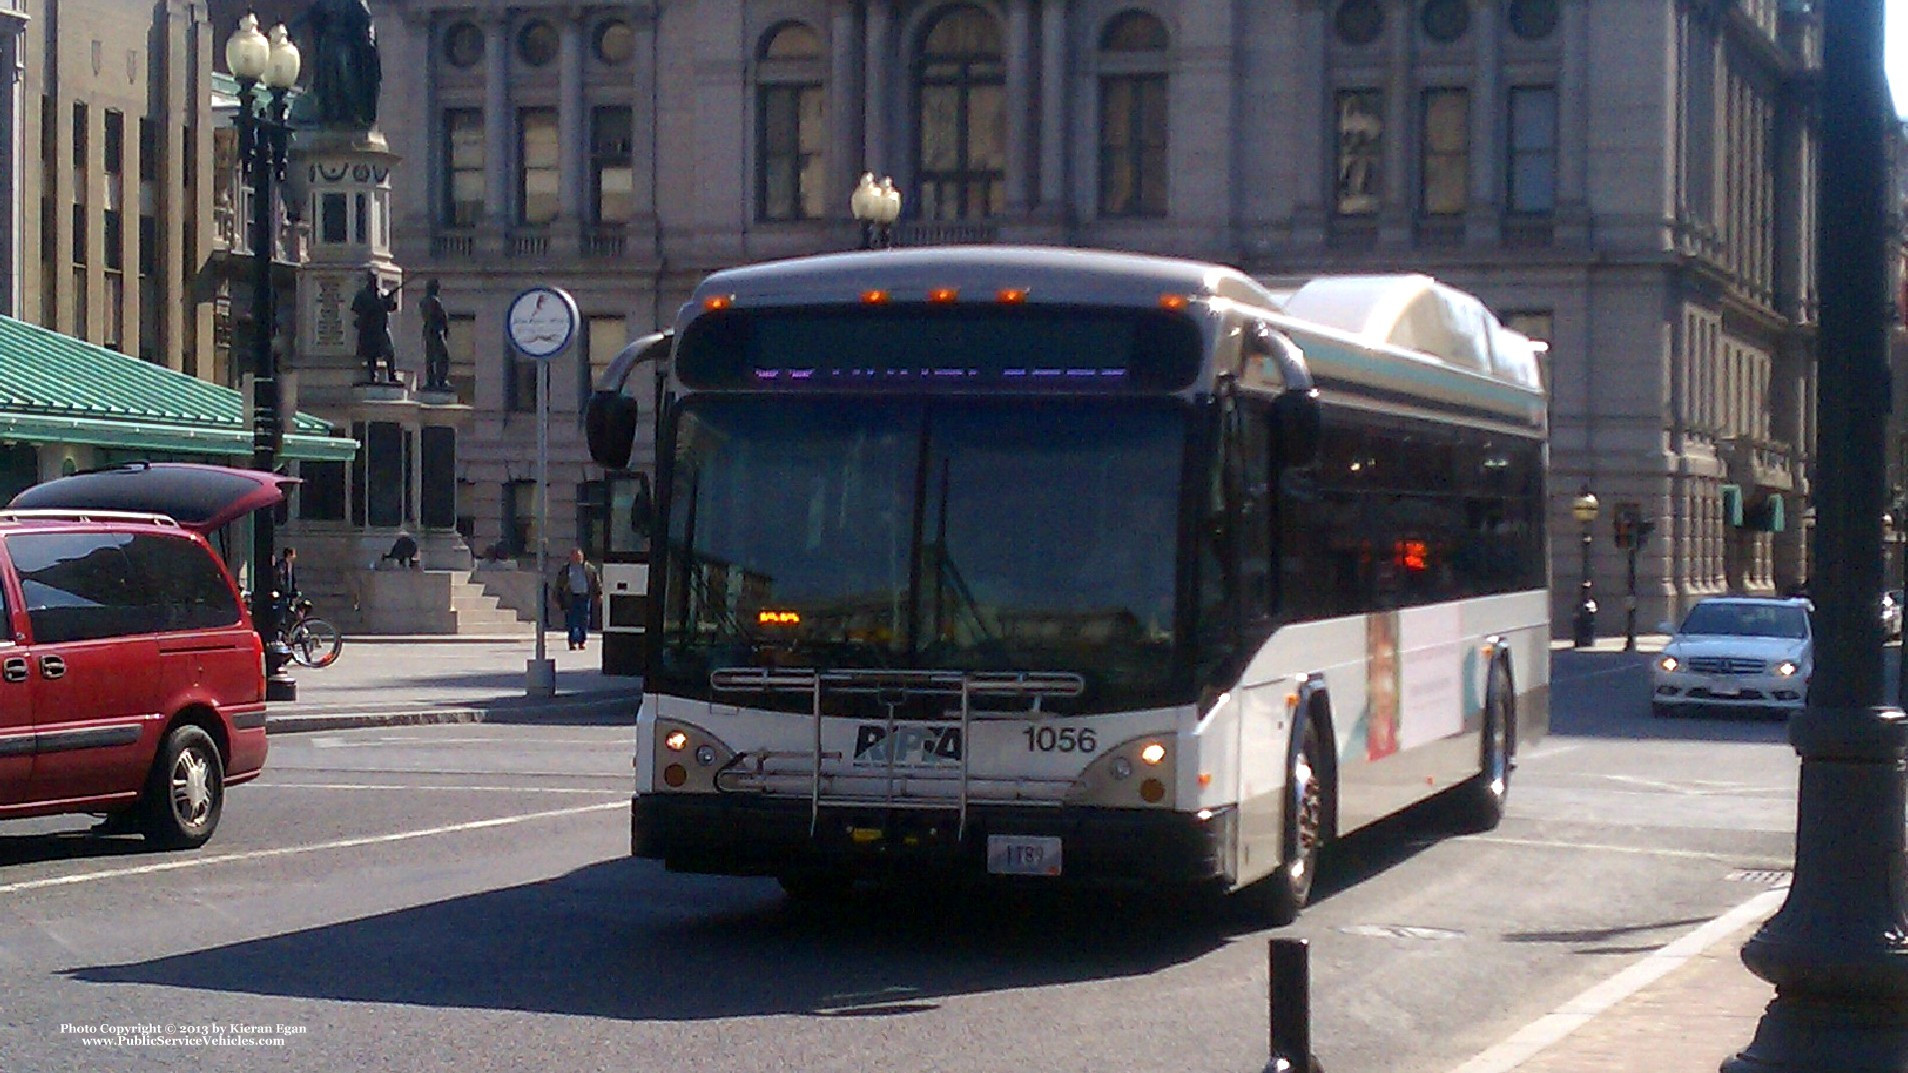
[1507,0,1559,40]
[103,109,123,175]
[444,21,483,67]
[1334,0,1384,45]
[138,213,155,277]
[508,345,538,412]
[914,6,1005,221]
[1507,86,1557,213]
[1097,11,1169,218]
[755,23,825,222]
[321,192,348,242]
[72,101,87,172]
[504,480,536,555]
[138,117,158,182]
[1420,88,1468,216]
[1335,89,1383,216]
[10,531,156,642]
[300,460,348,520]
[71,203,86,264]
[591,106,635,223]
[124,534,241,631]
[1420,0,1469,43]
[518,107,558,225]
[442,108,484,227]
[517,20,557,66]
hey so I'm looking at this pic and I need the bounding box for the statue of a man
[419,279,451,391]
[352,271,397,383]
[292,0,382,129]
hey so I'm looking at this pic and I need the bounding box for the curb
[266,690,642,734]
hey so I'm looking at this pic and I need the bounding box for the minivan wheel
[139,725,224,850]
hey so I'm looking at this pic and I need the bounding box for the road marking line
[1519,743,1582,761]
[1444,886,1787,1073]
[1470,835,1785,863]
[0,800,625,895]
[259,781,622,794]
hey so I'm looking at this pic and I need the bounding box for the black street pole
[242,80,295,703]
[1725,0,1908,1066]
[1572,496,1597,647]
[1624,541,1638,653]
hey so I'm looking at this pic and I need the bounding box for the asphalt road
[0,648,1801,1073]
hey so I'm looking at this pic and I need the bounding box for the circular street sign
[506,286,580,361]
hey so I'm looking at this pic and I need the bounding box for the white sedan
[1651,597,1812,719]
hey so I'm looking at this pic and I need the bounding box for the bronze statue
[292,0,382,129]
[352,271,398,383]
[420,279,451,391]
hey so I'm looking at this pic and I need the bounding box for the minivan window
[8,531,160,642]
[124,533,241,630]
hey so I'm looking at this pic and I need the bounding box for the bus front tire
[1237,712,1327,928]
[1452,663,1514,833]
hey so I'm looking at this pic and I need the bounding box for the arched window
[914,6,1004,221]
[1097,10,1169,217]
[756,22,827,221]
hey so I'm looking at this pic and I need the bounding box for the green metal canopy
[0,315,357,462]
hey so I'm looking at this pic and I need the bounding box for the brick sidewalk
[1449,891,1785,1073]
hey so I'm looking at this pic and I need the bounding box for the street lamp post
[850,172,902,249]
[1724,0,1908,1067]
[226,14,301,702]
[1570,487,1600,648]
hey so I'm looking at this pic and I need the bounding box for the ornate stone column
[863,0,891,174]
[557,10,586,244]
[1037,0,1067,213]
[481,15,511,252]
[1004,0,1033,215]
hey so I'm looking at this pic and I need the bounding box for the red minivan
[0,463,293,849]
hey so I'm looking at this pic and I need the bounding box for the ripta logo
[853,724,963,765]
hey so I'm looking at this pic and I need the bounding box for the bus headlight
[652,719,735,792]
[1776,661,1799,678]
[1067,736,1176,808]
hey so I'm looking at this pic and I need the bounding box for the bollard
[1264,937,1322,1073]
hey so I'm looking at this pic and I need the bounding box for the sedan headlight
[1775,661,1799,677]
[1658,655,1680,673]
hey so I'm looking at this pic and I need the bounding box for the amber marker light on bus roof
[702,295,733,311]
[996,288,1028,304]
[1159,293,1190,310]
[928,287,960,304]
[861,289,891,304]
[758,609,801,625]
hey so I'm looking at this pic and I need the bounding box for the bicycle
[280,598,344,668]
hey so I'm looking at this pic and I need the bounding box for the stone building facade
[13,0,222,379]
[376,0,1824,634]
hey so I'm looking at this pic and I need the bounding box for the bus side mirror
[1272,389,1320,468]
[585,391,640,470]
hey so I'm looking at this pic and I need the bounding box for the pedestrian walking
[552,547,602,651]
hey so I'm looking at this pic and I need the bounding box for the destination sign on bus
[675,306,1202,392]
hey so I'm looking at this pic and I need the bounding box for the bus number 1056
[1024,726,1097,753]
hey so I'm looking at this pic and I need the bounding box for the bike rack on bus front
[708,667,1085,839]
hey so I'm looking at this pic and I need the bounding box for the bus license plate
[988,835,1062,876]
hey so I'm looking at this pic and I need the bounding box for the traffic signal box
[1614,502,1655,549]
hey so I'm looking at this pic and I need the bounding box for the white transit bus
[585,246,1548,923]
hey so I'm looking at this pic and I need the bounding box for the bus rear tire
[1236,712,1327,928]
[1453,663,1514,833]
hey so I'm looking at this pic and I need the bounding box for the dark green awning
[0,315,356,463]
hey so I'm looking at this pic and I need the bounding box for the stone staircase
[308,568,538,637]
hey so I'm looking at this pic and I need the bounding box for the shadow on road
[66,860,1238,1019]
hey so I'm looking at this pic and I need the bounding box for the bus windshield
[655,395,1186,712]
